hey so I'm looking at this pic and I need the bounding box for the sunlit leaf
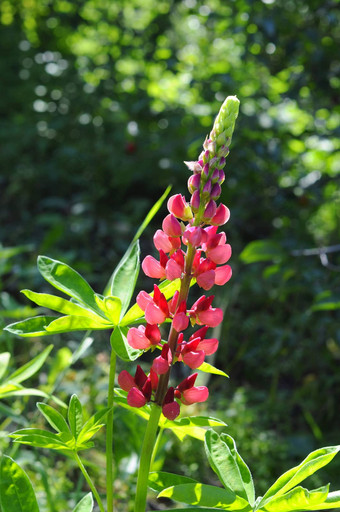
[205,431,255,506]
[0,456,39,512]
[8,345,53,384]
[261,445,340,502]
[261,485,329,512]
[37,256,105,317]
[21,289,105,321]
[4,316,59,337]
[77,407,110,445]
[68,394,83,438]
[45,315,111,333]
[0,352,10,380]
[158,482,252,510]
[37,402,70,434]
[148,471,197,493]
[72,492,93,512]
[197,361,229,378]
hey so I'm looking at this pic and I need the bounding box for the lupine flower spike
[118,96,240,420]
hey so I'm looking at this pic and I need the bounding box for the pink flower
[211,203,230,226]
[118,365,158,408]
[176,327,219,369]
[152,344,172,375]
[182,226,207,248]
[189,295,223,327]
[127,324,161,350]
[175,373,209,406]
[167,194,193,221]
[153,229,181,254]
[215,265,232,286]
[137,285,170,325]
[162,387,180,420]
[142,255,166,279]
[172,300,189,332]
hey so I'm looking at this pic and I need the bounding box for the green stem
[150,426,164,470]
[74,452,105,512]
[135,403,162,512]
[106,346,117,512]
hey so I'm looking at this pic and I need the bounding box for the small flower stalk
[119,96,240,421]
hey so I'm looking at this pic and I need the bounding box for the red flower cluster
[118,96,240,420]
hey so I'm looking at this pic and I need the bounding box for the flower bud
[188,173,201,194]
[218,169,225,184]
[202,150,210,164]
[202,179,212,200]
[190,190,201,213]
[203,199,217,221]
[210,183,221,200]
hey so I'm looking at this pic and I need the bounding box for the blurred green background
[1,0,340,509]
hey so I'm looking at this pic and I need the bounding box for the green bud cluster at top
[210,95,240,146]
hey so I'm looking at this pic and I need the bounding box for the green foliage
[0,455,40,512]
[72,493,93,512]
[10,394,110,455]
[156,431,340,512]
[0,345,52,400]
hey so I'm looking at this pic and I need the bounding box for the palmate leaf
[161,416,227,441]
[0,456,39,512]
[303,490,340,510]
[260,445,340,503]
[10,428,74,451]
[77,407,111,445]
[158,482,252,511]
[72,493,93,512]
[205,431,255,506]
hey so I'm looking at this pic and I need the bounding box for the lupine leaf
[261,445,340,502]
[197,362,229,378]
[37,402,70,433]
[148,471,198,493]
[37,256,105,317]
[10,428,72,451]
[0,352,10,380]
[260,485,329,512]
[301,490,340,510]
[4,316,59,337]
[45,315,111,333]
[205,431,255,506]
[68,394,83,438]
[158,483,252,510]
[133,185,172,243]
[72,493,94,512]
[77,407,110,445]
[162,416,227,440]
[0,387,50,399]
[8,345,53,384]
[0,455,40,512]
[110,326,142,361]
[21,289,105,321]
[102,296,122,324]
[109,240,140,318]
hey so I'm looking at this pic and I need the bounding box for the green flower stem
[135,403,162,512]
[74,452,105,512]
[106,345,117,512]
